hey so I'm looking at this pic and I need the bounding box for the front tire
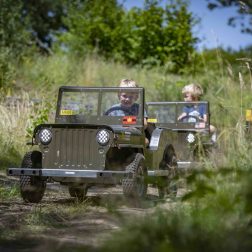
[122,153,147,199]
[158,145,178,199]
[20,151,46,203]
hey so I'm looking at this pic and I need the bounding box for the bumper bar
[7,168,170,178]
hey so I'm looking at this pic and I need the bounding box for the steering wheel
[104,106,132,116]
[179,115,201,123]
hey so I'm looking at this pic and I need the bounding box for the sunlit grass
[0,91,54,169]
[2,53,252,170]
[0,97,29,168]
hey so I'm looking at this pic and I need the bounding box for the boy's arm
[203,114,207,122]
[200,104,208,122]
[178,105,189,121]
[144,118,148,129]
[178,112,187,121]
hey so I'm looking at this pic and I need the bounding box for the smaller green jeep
[146,101,214,170]
[7,86,178,203]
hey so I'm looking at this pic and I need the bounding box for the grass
[0,89,57,169]
[0,184,19,200]
[98,163,252,252]
[4,52,251,168]
[0,192,92,238]
[1,51,252,251]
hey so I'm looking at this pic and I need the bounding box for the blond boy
[178,83,217,142]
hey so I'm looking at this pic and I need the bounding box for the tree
[117,0,166,65]
[59,0,124,57]
[1,0,30,55]
[162,0,198,71]
[207,0,252,34]
[21,0,72,51]
[0,0,30,91]
[1,0,75,53]
[59,0,198,72]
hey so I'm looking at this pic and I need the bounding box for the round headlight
[187,133,195,143]
[39,128,52,144]
[96,129,110,146]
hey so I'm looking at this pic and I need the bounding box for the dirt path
[0,172,182,252]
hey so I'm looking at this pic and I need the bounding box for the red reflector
[122,116,137,124]
[195,122,206,129]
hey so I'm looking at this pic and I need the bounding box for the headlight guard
[96,129,110,146]
[38,128,52,145]
[186,133,195,143]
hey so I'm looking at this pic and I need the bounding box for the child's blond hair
[119,79,138,88]
[182,83,203,98]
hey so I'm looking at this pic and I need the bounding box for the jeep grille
[42,128,108,170]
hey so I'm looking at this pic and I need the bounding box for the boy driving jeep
[105,79,149,145]
[178,83,217,143]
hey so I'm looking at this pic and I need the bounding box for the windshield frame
[146,101,210,131]
[55,86,145,127]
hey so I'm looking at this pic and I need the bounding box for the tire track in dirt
[0,171,181,251]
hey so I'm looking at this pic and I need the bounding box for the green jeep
[146,101,214,170]
[7,86,178,203]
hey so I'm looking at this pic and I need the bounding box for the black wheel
[20,151,46,203]
[122,153,147,199]
[158,145,178,199]
[68,185,88,201]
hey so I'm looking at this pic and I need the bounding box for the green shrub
[26,101,53,138]
[0,49,16,93]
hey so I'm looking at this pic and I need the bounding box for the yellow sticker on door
[60,110,73,115]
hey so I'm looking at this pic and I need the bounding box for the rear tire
[20,151,46,203]
[122,153,147,199]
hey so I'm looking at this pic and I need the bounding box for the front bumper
[7,168,170,178]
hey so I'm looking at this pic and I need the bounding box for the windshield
[55,87,144,126]
[147,101,209,130]
[60,91,99,116]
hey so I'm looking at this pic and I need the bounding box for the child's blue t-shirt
[183,104,206,119]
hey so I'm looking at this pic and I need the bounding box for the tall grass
[2,52,252,167]
[0,96,28,168]
[0,91,54,169]
[15,53,186,100]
